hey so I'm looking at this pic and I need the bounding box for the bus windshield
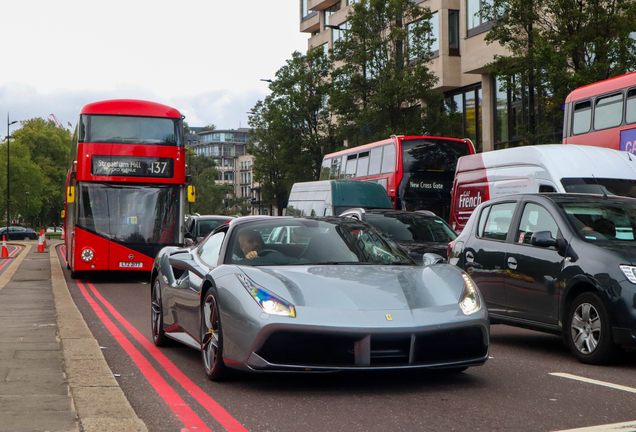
[400,138,472,215]
[79,114,182,146]
[77,183,180,245]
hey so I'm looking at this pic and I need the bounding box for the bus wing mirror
[67,186,75,203]
[188,185,196,203]
[61,210,66,218]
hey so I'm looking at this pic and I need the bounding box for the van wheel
[566,292,617,364]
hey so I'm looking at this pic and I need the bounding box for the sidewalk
[0,240,147,432]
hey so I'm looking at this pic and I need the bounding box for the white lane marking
[552,420,636,432]
[550,372,636,394]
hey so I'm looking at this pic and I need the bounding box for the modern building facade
[300,0,544,152]
[189,129,276,215]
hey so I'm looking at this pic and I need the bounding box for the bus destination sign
[91,156,174,178]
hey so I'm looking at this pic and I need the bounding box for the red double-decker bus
[320,136,475,220]
[563,71,636,152]
[64,99,187,278]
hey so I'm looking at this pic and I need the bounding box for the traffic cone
[36,232,44,253]
[42,231,47,248]
[60,229,65,240]
[1,236,8,258]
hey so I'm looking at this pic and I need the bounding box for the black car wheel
[151,278,169,347]
[567,292,617,364]
[201,290,228,381]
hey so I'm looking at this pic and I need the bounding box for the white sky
[0,0,309,133]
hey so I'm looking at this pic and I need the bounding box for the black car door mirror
[531,231,558,248]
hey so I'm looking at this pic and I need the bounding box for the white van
[449,144,636,231]
[286,180,394,217]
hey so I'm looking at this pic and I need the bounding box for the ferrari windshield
[226,218,414,266]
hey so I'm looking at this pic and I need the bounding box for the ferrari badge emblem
[385,314,393,321]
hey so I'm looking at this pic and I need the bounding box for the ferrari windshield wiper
[314,261,372,265]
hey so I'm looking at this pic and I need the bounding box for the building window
[445,85,483,152]
[449,10,460,55]
[302,0,308,18]
[332,21,349,44]
[429,12,439,54]
[467,0,494,37]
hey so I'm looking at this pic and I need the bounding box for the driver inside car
[238,230,265,259]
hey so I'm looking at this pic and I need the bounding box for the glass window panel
[572,101,592,135]
[381,145,396,174]
[467,0,481,30]
[516,203,559,245]
[627,89,636,124]
[465,90,477,143]
[449,10,459,49]
[481,202,516,241]
[356,155,369,177]
[594,93,623,130]
[368,147,382,175]
[345,158,357,178]
[430,12,439,52]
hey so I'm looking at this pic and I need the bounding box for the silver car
[151,216,489,380]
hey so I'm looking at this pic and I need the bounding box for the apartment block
[300,0,536,152]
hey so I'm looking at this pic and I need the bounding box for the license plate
[119,262,144,268]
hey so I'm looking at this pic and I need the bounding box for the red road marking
[0,246,23,272]
[86,283,248,432]
[76,281,214,432]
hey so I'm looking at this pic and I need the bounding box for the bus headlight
[81,248,95,262]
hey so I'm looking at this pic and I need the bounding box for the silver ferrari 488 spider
[151,216,489,380]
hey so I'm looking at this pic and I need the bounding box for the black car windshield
[365,214,457,243]
[559,201,636,242]
[198,219,230,238]
[226,218,414,266]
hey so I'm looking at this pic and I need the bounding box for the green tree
[11,118,71,226]
[248,47,337,212]
[482,0,636,144]
[330,0,444,145]
[190,168,234,215]
[0,140,47,227]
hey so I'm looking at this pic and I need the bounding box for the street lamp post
[25,192,30,228]
[6,114,18,234]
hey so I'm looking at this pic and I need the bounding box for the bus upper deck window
[627,89,636,124]
[572,101,592,135]
[594,93,623,131]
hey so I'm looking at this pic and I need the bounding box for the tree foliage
[482,0,636,143]
[8,118,71,227]
[330,0,444,145]
[248,47,337,213]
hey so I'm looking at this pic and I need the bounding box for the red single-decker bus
[64,99,186,277]
[321,136,475,220]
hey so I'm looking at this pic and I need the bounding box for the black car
[340,208,457,265]
[184,215,234,246]
[0,226,38,241]
[450,193,636,364]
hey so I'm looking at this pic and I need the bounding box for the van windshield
[561,178,636,198]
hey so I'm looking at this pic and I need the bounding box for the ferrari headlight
[81,248,95,262]
[460,273,481,315]
[236,274,296,317]
[619,265,636,284]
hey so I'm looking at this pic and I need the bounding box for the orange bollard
[36,232,44,253]
[61,229,65,240]
[1,235,8,258]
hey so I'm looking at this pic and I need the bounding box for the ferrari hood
[237,264,467,311]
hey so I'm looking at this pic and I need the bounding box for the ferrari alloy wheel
[151,278,169,347]
[202,291,228,381]
[567,292,617,365]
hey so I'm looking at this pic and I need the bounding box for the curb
[49,241,148,432]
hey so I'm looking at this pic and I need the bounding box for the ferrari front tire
[201,291,229,381]
[151,278,169,347]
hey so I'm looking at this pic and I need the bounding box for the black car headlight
[459,273,482,315]
[236,273,296,317]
